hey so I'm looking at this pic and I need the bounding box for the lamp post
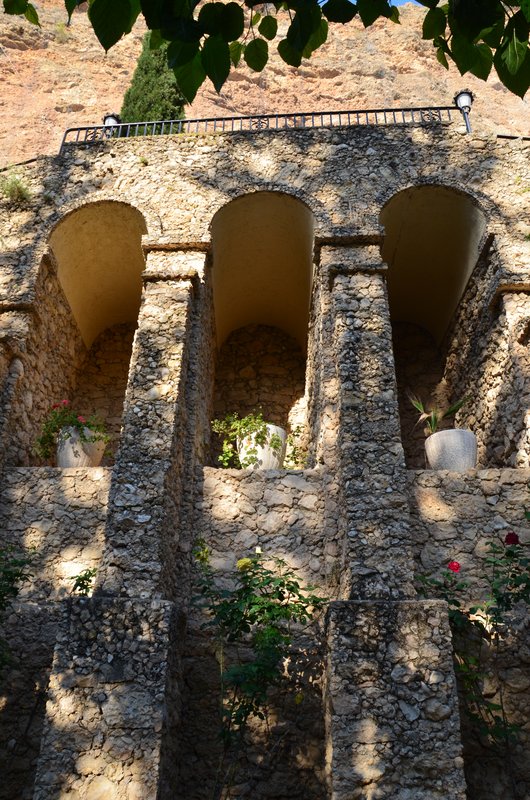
[103,113,122,137]
[453,90,474,134]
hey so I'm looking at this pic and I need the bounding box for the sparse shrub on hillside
[120,33,185,128]
[0,172,31,204]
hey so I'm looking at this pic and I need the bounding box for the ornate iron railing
[59,106,457,154]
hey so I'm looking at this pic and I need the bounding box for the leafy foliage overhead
[4,0,530,102]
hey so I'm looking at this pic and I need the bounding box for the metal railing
[59,106,456,153]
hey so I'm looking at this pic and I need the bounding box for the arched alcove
[49,201,147,348]
[381,185,487,467]
[211,191,314,351]
[41,201,147,462]
[209,192,314,465]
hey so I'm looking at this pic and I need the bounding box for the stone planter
[56,426,106,468]
[237,424,287,469]
[425,429,477,471]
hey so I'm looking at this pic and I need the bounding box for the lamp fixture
[453,90,474,134]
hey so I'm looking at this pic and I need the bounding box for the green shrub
[0,172,31,204]
[120,33,185,126]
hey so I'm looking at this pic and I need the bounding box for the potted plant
[35,400,109,467]
[211,410,287,469]
[409,394,476,470]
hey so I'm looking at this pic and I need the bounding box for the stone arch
[48,200,147,348]
[210,190,315,350]
[209,191,315,466]
[380,183,488,467]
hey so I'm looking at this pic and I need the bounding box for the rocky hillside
[0,0,528,168]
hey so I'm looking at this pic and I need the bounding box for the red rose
[61,399,69,406]
[505,531,520,545]
[52,403,60,409]
[448,561,461,573]
[77,415,86,424]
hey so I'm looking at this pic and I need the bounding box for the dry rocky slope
[0,0,528,168]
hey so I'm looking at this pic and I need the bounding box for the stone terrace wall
[213,324,307,466]
[1,467,110,599]
[409,468,530,799]
[72,323,136,464]
[176,466,339,799]
[0,468,110,800]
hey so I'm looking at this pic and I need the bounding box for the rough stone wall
[0,467,110,600]
[0,468,110,800]
[408,468,530,799]
[212,323,307,466]
[32,597,174,800]
[72,323,136,463]
[176,466,339,798]
[392,321,446,469]
[2,254,86,468]
[324,600,466,800]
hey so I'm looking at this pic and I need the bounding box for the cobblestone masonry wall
[212,324,307,465]
[0,468,110,800]
[324,600,466,800]
[409,469,530,799]
[177,466,338,799]
[0,126,529,799]
[2,254,87,468]
[72,323,136,464]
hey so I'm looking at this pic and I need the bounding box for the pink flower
[505,531,520,545]
[448,561,461,574]
[61,399,69,406]
[77,415,86,424]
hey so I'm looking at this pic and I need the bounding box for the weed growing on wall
[0,172,31,205]
[418,530,530,754]
[71,568,97,596]
[194,541,327,798]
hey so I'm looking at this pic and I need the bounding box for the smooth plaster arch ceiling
[49,202,147,348]
[381,185,487,344]
[211,192,314,350]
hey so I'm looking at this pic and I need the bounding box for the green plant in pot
[211,410,287,469]
[35,400,109,467]
[409,394,476,470]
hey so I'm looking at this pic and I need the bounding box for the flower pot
[56,426,106,468]
[237,424,287,469]
[424,429,477,471]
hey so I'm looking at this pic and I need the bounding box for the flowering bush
[35,400,109,460]
[417,530,530,751]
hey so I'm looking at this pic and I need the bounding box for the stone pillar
[32,249,208,799]
[321,245,413,600]
[98,249,206,599]
[324,600,467,800]
[497,292,530,467]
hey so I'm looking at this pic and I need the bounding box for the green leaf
[244,37,268,71]
[64,0,80,23]
[494,44,530,97]
[251,11,261,25]
[24,1,39,24]
[259,15,278,41]
[469,42,493,80]
[173,51,206,103]
[303,18,328,58]
[89,0,141,51]
[198,2,244,42]
[229,40,243,66]
[422,7,446,40]
[522,0,530,24]
[500,12,529,76]
[451,32,481,74]
[449,0,504,42]
[4,0,28,12]
[417,0,440,8]
[357,0,393,27]
[201,35,230,92]
[287,5,322,54]
[149,28,164,49]
[321,0,357,24]
[436,44,449,68]
[167,38,199,68]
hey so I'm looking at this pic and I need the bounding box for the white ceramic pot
[237,424,287,469]
[425,429,477,471]
[56,426,106,468]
